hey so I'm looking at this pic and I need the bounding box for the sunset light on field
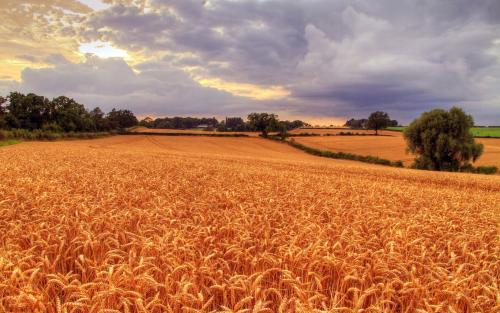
[1,2,500,312]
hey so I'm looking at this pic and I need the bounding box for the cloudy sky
[1,0,499,124]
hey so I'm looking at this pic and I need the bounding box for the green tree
[0,96,6,129]
[90,107,110,131]
[139,117,154,128]
[367,111,390,135]
[247,112,278,137]
[107,109,138,129]
[279,120,307,131]
[225,117,246,131]
[6,92,51,129]
[403,107,483,171]
[51,96,91,132]
[345,118,368,129]
[277,121,289,139]
[388,119,399,127]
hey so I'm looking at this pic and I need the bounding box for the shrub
[460,164,498,175]
[474,166,498,175]
[287,133,320,137]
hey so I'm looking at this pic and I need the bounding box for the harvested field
[477,138,500,168]
[294,133,500,168]
[289,128,382,136]
[130,126,260,137]
[0,136,499,312]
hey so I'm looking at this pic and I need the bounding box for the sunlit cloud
[198,78,290,101]
[0,58,47,81]
[78,0,111,11]
[79,41,129,59]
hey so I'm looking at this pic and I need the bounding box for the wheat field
[0,136,499,312]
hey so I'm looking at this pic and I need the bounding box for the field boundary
[123,131,250,137]
[386,126,500,138]
[288,132,394,137]
[266,135,405,168]
[0,129,115,141]
[0,139,21,147]
[271,136,498,175]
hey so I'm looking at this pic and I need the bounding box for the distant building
[197,124,210,128]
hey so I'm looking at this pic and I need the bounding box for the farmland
[130,126,261,137]
[387,126,500,138]
[293,131,500,168]
[0,135,499,312]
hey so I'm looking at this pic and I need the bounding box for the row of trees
[0,92,138,132]
[345,112,398,134]
[140,116,219,129]
[140,113,309,136]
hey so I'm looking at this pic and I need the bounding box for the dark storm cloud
[83,0,310,84]
[13,0,499,123]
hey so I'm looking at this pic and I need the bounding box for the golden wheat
[0,136,498,312]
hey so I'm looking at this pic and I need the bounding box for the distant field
[472,127,500,137]
[386,126,406,132]
[130,126,261,136]
[0,136,499,311]
[289,128,377,135]
[294,134,414,165]
[387,126,500,137]
[294,132,500,168]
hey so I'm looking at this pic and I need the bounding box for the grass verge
[123,131,250,137]
[387,126,500,138]
[0,139,21,147]
[0,129,115,141]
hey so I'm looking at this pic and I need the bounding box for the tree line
[1,91,493,173]
[345,111,399,134]
[0,92,138,132]
[139,113,309,136]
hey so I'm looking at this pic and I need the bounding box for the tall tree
[247,113,278,137]
[367,111,390,135]
[345,118,368,129]
[0,96,6,129]
[403,107,483,171]
[139,117,154,128]
[6,92,51,129]
[51,96,91,131]
[90,107,110,131]
[107,109,138,129]
[225,117,246,131]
